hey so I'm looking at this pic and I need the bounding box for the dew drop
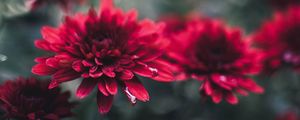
[220,75,226,82]
[124,87,136,104]
[149,67,158,77]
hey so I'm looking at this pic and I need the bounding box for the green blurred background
[0,0,299,120]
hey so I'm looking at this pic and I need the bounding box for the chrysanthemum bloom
[26,0,85,12]
[252,7,300,74]
[269,0,300,10]
[0,77,75,120]
[276,111,299,120]
[32,0,173,114]
[164,18,264,104]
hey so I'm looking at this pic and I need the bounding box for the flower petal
[105,78,118,95]
[97,91,114,114]
[147,60,174,82]
[76,78,97,99]
[225,92,238,105]
[98,80,109,96]
[211,90,222,104]
[123,77,149,102]
[203,81,213,95]
[102,66,116,78]
[119,69,134,80]
[131,63,156,78]
[32,64,56,75]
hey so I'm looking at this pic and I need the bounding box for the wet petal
[124,77,149,102]
[131,63,156,78]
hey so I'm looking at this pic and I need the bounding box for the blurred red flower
[0,77,75,120]
[269,0,300,10]
[26,0,85,12]
[276,111,299,120]
[252,6,300,74]
[164,17,264,104]
[32,0,173,114]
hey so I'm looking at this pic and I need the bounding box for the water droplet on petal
[220,75,226,82]
[124,87,136,104]
[149,67,158,77]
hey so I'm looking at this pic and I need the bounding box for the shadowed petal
[76,78,98,99]
[98,80,109,96]
[97,91,114,114]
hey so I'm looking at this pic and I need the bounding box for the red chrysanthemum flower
[252,6,300,74]
[164,18,264,104]
[32,0,173,114]
[26,0,85,12]
[269,0,300,10]
[276,111,299,120]
[0,77,75,120]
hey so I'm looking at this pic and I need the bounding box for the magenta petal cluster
[31,0,173,114]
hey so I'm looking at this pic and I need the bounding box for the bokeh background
[0,0,299,120]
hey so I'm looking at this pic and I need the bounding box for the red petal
[32,64,56,75]
[236,89,249,96]
[211,90,222,104]
[89,71,104,78]
[147,60,174,82]
[34,57,48,63]
[102,66,116,78]
[97,91,114,114]
[119,70,134,80]
[76,78,97,99]
[131,63,155,78]
[72,60,84,72]
[105,79,118,95]
[203,81,213,95]
[211,74,233,90]
[98,80,109,96]
[134,48,162,62]
[41,26,62,44]
[225,92,238,105]
[124,77,149,102]
[35,40,51,51]
[239,78,264,94]
[52,69,80,82]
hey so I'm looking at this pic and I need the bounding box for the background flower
[164,18,264,104]
[0,77,75,120]
[252,6,300,74]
